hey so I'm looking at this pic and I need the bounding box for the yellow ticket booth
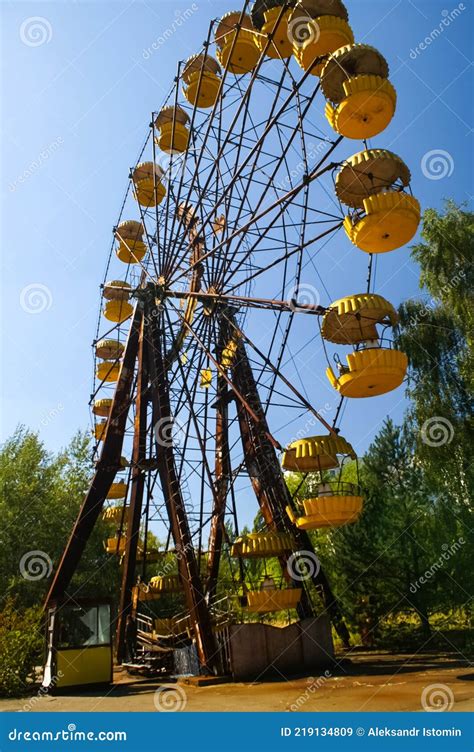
[42,600,113,691]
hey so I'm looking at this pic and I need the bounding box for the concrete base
[227,616,334,680]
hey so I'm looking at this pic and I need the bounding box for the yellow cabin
[182,54,221,108]
[103,299,133,323]
[96,360,121,383]
[214,12,261,74]
[291,0,354,76]
[321,44,396,139]
[115,220,147,264]
[251,3,294,59]
[322,293,408,398]
[336,150,421,253]
[154,106,190,153]
[132,162,166,208]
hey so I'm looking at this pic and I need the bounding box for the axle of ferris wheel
[132,284,327,315]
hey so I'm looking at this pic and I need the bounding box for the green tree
[0,426,120,610]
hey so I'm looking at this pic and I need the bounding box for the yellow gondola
[115,220,147,264]
[131,162,166,208]
[96,360,121,383]
[215,12,261,74]
[200,369,212,388]
[102,280,131,301]
[231,531,295,558]
[148,575,183,594]
[282,433,356,472]
[321,44,396,139]
[336,149,421,253]
[92,398,113,417]
[251,1,294,59]
[244,586,302,612]
[102,504,126,523]
[94,421,107,441]
[107,481,128,499]
[154,106,190,153]
[95,339,124,360]
[105,537,126,555]
[182,54,221,108]
[291,0,353,76]
[322,293,408,398]
[287,489,363,530]
[103,299,133,323]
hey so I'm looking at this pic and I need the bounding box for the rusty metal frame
[45,305,143,608]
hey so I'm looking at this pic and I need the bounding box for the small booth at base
[42,600,113,691]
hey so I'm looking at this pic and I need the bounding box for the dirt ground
[2,652,473,713]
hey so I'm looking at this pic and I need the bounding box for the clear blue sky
[1,0,473,457]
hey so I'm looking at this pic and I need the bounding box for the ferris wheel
[45,0,420,678]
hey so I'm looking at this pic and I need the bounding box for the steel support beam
[146,300,221,674]
[116,313,149,662]
[230,320,350,644]
[44,305,142,608]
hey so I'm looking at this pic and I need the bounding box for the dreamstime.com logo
[142,5,199,59]
[421,683,454,712]
[289,671,332,711]
[421,150,454,181]
[20,284,53,314]
[287,13,319,48]
[287,550,321,581]
[421,417,454,447]
[9,137,64,192]
[8,725,127,742]
[153,417,186,448]
[20,673,64,712]
[409,537,465,593]
[19,551,53,581]
[409,4,466,59]
[20,16,52,47]
[154,685,187,711]
[288,283,320,311]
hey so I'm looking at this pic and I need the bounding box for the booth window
[57,604,111,649]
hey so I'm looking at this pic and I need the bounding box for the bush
[0,598,44,697]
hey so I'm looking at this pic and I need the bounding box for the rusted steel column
[45,306,143,608]
[231,326,350,644]
[146,302,221,674]
[206,342,231,602]
[116,314,149,662]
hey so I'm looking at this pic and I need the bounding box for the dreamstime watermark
[288,283,321,311]
[421,416,454,447]
[20,672,64,711]
[156,149,186,183]
[421,150,454,180]
[405,268,465,326]
[39,403,64,429]
[8,727,127,742]
[409,4,466,59]
[20,283,53,314]
[276,139,329,191]
[287,550,321,581]
[289,671,332,711]
[409,537,465,593]
[287,13,319,48]
[421,683,454,711]
[285,399,338,448]
[153,416,186,448]
[20,16,52,47]
[154,684,187,711]
[19,551,53,581]
[9,137,64,192]
[142,5,199,60]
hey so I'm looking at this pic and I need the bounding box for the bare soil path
[2,652,472,713]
